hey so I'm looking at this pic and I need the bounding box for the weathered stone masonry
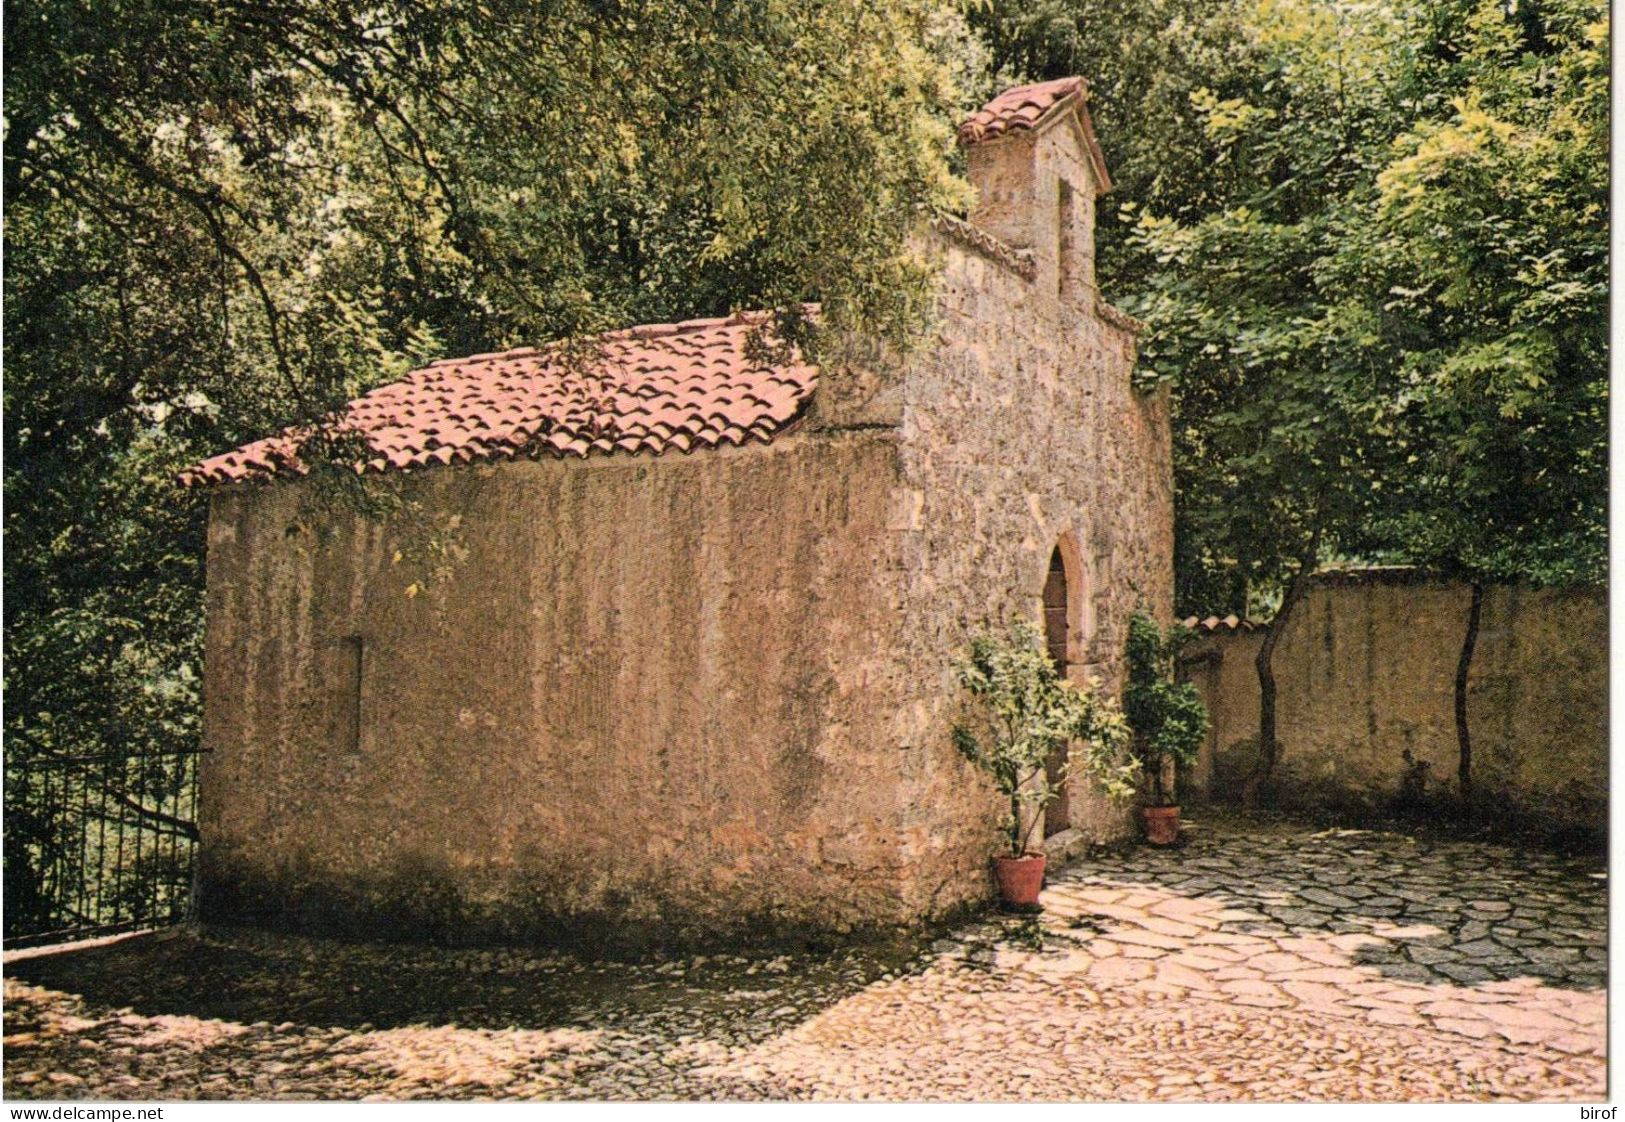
[200,434,920,942]
[1180,570,1605,838]
[194,78,1172,943]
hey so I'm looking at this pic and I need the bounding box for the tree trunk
[1243,534,1321,808]
[1454,581,1484,805]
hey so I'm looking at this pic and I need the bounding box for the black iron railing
[3,748,205,948]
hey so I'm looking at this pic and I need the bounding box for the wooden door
[1042,548,1070,837]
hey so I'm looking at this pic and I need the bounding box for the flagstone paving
[717,816,1605,1100]
[3,813,1605,1102]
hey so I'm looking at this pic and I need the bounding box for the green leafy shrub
[952,619,1135,857]
[1124,611,1209,806]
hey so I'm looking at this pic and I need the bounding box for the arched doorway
[1042,546,1071,837]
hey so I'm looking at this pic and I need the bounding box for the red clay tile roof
[929,212,1037,279]
[1094,295,1146,335]
[958,77,1113,195]
[1181,614,1262,634]
[958,77,1083,143]
[180,313,818,486]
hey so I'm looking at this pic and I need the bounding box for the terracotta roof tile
[929,212,1037,279]
[180,312,817,487]
[1094,295,1146,335]
[958,76,1113,195]
[1181,614,1262,635]
[958,77,1085,145]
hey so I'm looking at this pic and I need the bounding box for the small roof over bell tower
[957,77,1112,196]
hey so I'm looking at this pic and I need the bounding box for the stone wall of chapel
[887,226,1173,915]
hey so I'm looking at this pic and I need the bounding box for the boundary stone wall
[1180,571,1606,837]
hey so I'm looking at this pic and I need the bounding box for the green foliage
[1355,0,1608,587]
[1123,611,1208,805]
[971,0,1607,613]
[967,0,1259,248]
[4,1,982,926]
[1117,0,1427,615]
[9,0,1607,889]
[5,752,199,941]
[952,620,1135,856]
[5,0,972,780]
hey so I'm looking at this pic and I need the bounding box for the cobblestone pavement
[3,814,1605,1102]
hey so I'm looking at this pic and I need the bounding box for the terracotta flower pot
[992,853,1047,907]
[1141,804,1180,846]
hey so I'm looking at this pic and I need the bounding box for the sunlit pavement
[3,813,1604,1101]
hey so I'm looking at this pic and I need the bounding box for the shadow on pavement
[4,923,925,1035]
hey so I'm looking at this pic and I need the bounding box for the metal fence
[3,748,205,948]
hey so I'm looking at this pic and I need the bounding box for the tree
[1118,0,1418,802]
[952,620,1134,856]
[1353,0,1608,801]
[969,0,1606,806]
[964,0,1261,300]
[1123,611,1208,806]
[4,0,972,920]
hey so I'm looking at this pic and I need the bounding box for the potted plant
[1124,610,1210,845]
[952,619,1136,908]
